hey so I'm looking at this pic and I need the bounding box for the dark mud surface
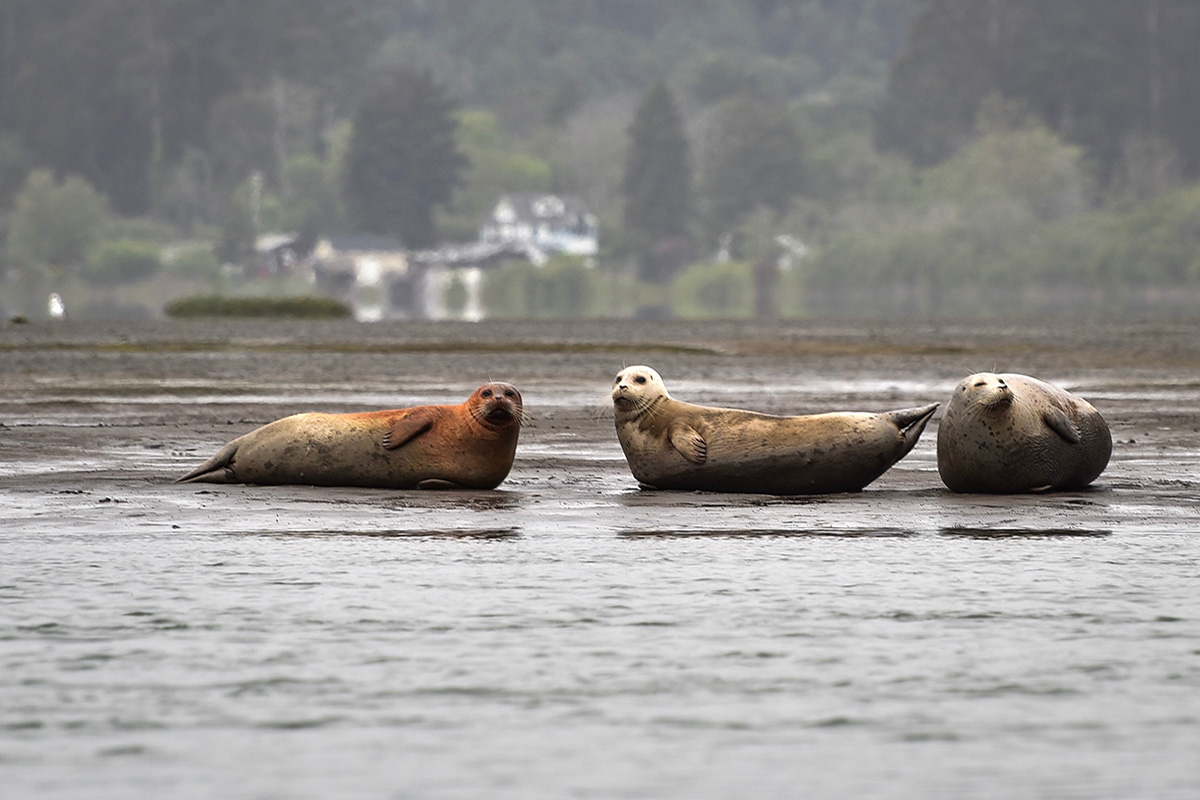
[3,317,1199,535]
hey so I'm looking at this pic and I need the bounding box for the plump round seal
[611,365,938,495]
[937,372,1111,493]
[176,383,523,489]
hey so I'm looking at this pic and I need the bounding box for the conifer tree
[876,0,1200,181]
[700,92,804,234]
[622,82,693,282]
[344,66,467,247]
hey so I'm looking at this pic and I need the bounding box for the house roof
[408,240,540,268]
[324,234,406,253]
[255,232,300,253]
[492,193,592,225]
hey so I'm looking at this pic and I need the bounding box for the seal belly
[628,411,915,494]
[228,414,409,487]
[228,413,506,489]
[716,415,901,493]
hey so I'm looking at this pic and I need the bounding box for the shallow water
[3,319,1200,798]
[5,524,1199,799]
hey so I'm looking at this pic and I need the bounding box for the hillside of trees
[3,0,1199,320]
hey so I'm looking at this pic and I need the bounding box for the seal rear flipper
[668,422,708,464]
[175,440,240,483]
[1042,407,1082,444]
[383,411,434,450]
[886,403,939,434]
[886,403,939,452]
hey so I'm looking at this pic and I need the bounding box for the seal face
[611,365,938,495]
[176,383,523,490]
[936,372,1111,493]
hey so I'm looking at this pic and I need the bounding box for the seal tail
[175,440,239,483]
[886,402,939,456]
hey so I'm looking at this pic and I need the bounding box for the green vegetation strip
[164,295,354,319]
[0,337,1019,358]
[0,340,721,356]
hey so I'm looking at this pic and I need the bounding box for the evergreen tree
[873,0,998,166]
[622,81,693,281]
[207,90,279,195]
[0,0,371,215]
[876,0,1200,181]
[700,92,804,236]
[343,67,467,247]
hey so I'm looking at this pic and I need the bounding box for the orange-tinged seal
[176,383,523,489]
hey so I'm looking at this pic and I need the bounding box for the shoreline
[3,317,1198,535]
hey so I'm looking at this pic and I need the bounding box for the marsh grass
[164,295,353,319]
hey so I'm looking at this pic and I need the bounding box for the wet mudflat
[2,317,1199,799]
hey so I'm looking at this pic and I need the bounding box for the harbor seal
[611,365,938,494]
[936,372,1111,493]
[176,383,523,489]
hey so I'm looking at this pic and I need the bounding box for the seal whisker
[590,403,615,422]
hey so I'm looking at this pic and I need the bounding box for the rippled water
[5,524,1199,799]
[3,319,1200,798]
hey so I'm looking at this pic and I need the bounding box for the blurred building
[311,194,600,321]
[254,233,304,277]
[311,234,409,321]
[481,193,598,259]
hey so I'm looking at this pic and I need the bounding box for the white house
[480,193,598,259]
[312,235,409,320]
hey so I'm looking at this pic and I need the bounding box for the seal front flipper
[1042,407,1081,444]
[383,410,434,450]
[668,421,708,464]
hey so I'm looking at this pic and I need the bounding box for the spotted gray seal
[611,365,938,494]
[937,372,1111,493]
[176,383,523,489]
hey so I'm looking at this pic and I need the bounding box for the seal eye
[634,376,647,385]
[482,389,493,397]
[974,381,986,387]
[504,390,516,398]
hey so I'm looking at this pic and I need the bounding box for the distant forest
[3,0,1200,319]
[0,0,912,215]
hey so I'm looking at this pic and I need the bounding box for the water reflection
[250,527,521,539]
[940,526,1111,538]
[619,527,918,538]
[375,491,523,511]
[613,490,832,508]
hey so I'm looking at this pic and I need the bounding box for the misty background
[2,0,1198,321]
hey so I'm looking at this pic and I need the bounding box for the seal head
[472,382,523,426]
[611,365,670,418]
